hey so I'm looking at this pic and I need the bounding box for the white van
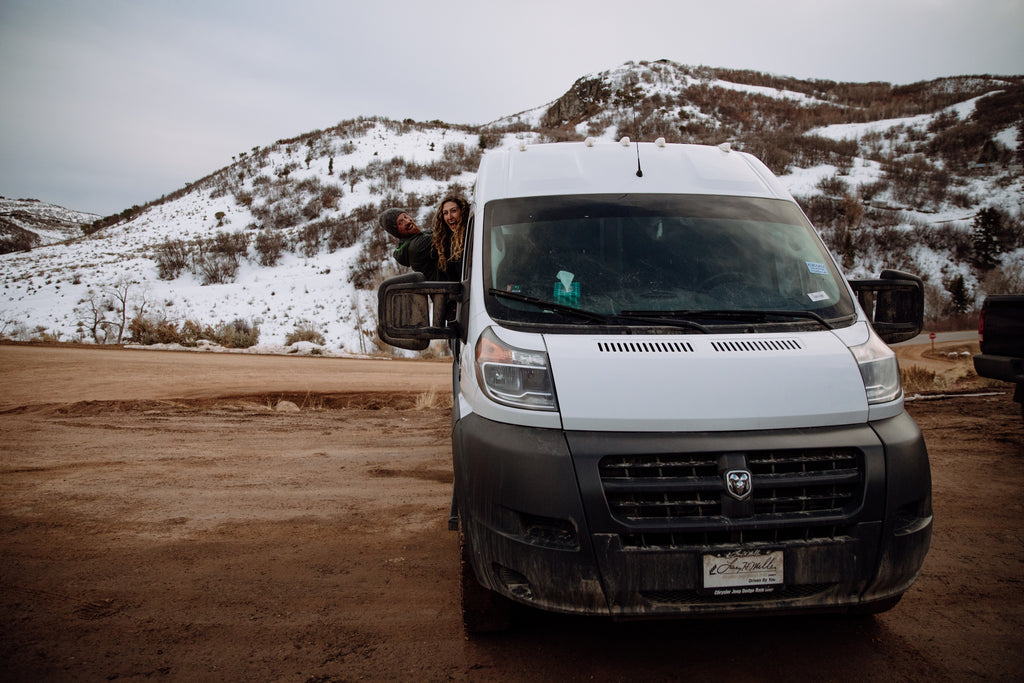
[378,139,932,631]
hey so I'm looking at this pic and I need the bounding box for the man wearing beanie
[378,208,439,280]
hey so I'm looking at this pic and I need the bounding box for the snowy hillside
[0,197,98,254]
[1,60,1022,353]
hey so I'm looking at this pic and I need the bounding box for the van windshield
[483,194,856,329]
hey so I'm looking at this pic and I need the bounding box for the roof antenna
[633,103,643,177]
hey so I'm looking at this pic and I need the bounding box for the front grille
[599,448,863,544]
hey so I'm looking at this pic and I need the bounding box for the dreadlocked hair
[431,194,470,272]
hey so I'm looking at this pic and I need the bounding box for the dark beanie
[378,208,407,237]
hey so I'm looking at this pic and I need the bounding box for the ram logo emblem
[725,470,752,500]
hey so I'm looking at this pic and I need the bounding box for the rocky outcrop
[541,76,612,128]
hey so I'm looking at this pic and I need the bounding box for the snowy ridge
[1,61,1022,353]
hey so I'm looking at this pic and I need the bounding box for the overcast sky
[1,0,1022,217]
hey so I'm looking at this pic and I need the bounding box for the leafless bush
[285,322,326,346]
[326,216,362,251]
[349,228,391,289]
[128,314,182,345]
[197,252,240,285]
[320,183,343,208]
[816,174,850,197]
[155,239,190,280]
[210,230,248,258]
[215,318,260,348]
[297,222,323,257]
[302,197,323,221]
[255,229,285,266]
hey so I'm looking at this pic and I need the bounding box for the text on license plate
[702,549,784,595]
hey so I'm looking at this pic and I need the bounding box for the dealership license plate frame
[702,549,784,595]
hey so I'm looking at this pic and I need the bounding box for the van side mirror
[377,273,462,350]
[848,269,924,345]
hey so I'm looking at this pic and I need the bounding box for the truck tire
[459,528,511,634]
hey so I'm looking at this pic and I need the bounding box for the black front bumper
[453,411,932,617]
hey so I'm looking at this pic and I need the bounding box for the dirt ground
[1,343,1022,681]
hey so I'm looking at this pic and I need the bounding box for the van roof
[474,140,794,203]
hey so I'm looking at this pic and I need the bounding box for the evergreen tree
[971,207,1004,272]
[946,274,971,315]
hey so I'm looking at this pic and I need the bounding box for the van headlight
[475,327,558,411]
[851,328,903,404]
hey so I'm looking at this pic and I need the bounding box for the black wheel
[459,528,511,634]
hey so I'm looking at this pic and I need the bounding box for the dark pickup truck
[974,295,1024,419]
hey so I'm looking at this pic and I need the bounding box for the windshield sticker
[806,261,829,275]
[808,291,829,302]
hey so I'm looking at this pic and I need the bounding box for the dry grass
[413,389,453,410]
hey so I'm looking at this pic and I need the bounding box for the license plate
[702,549,784,595]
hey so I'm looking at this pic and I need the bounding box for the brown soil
[1,344,1022,681]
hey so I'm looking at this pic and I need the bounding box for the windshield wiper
[488,289,710,332]
[618,309,835,330]
[488,289,612,323]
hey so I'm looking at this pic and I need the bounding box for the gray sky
[1,0,1022,217]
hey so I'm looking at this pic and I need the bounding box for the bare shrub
[320,183,343,208]
[234,189,254,207]
[326,216,362,252]
[285,322,326,346]
[178,319,212,347]
[302,197,323,221]
[816,175,849,197]
[253,229,286,266]
[255,229,285,266]
[128,315,182,345]
[349,228,391,289]
[297,222,323,257]
[211,230,248,258]
[350,203,378,223]
[155,239,190,280]
[269,205,301,231]
[197,252,239,285]
[214,318,260,348]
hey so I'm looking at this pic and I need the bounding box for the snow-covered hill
[0,197,98,254]
[2,60,1022,353]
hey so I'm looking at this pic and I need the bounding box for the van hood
[544,332,869,432]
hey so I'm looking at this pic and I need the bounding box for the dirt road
[1,344,1022,681]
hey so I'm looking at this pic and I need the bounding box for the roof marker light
[519,141,528,152]
[655,137,666,147]
[718,142,732,153]
[585,137,596,147]
[619,137,631,146]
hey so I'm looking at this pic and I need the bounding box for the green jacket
[393,232,439,280]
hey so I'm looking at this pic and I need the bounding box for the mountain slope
[0,197,98,254]
[1,61,1021,351]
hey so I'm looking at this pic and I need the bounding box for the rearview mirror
[377,273,462,350]
[848,269,924,345]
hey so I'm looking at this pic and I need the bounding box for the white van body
[378,140,932,630]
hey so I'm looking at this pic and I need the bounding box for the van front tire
[460,528,511,634]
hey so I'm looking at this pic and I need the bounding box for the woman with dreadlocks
[430,193,469,281]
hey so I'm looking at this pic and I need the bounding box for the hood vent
[712,339,802,353]
[597,341,694,354]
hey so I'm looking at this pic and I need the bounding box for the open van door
[849,269,924,344]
